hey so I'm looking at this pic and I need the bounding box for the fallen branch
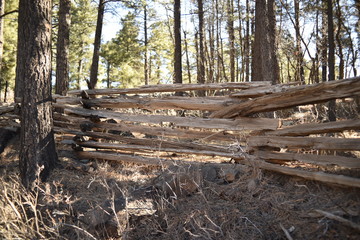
[68,82,271,96]
[54,95,243,112]
[244,158,360,188]
[75,141,245,160]
[62,106,280,131]
[315,209,360,232]
[254,150,360,169]
[265,119,360,136]
[248,136,360,151]
[211,76,360,118]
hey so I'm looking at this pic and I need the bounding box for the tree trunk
[4,80,7,102]
[174,0,182,86]
[77,58,83,90]
[237,0,244,82]
[320,0,328,82]
[89,0,105,89]
[197,0,205,86]
[215,0,221,83]
[355,0,360,113]
[252,0,266,82]
[183,30,192,84]
[207,24,215,83]
[16,0,58,189]
[327,0,336,121]
[144,4,149,85]
[0,0,4,101]
[294,0,304,83]
[207,2,215,84]
[314,1,320,84]
[55,0,71,96]
[252,0,278,84]
[267,0,279,84]
[245,0,250,82]
[227,0,235,82]
[335,0,344,80]
[106,61,110,88]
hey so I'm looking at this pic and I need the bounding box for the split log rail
[1,77,360,188]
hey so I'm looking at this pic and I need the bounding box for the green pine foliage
[101,12,143,88]
[68,0,97,90]
[1,0,18,97]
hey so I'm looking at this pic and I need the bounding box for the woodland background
[0,0,359,100]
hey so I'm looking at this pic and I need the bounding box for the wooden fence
[1,77,360,187]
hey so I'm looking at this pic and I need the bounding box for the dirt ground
[1,100,360,239]
[1,142,360,240]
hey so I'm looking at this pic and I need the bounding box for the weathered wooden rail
[1,77,360,187]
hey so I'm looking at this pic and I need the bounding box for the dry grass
[1,99,360,239]
[1,152,360,240]
[0,174,59,239]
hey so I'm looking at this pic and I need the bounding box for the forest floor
[1,100,360,239]
[1,137,360,240]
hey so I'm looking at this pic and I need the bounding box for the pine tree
[101,12,142,88]
[89,0,105,89]
[1,0,18,101]
[16,0,58,189]
[68,0,96,89]
[55,0,71,96]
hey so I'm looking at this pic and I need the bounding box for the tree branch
[0,9,18,20]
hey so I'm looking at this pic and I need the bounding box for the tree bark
[327,0,336,121]
[267,0,279,84]
[89,0,105,89]
[183,30,192,83]
[174,0,182,86]
[314,1,320,84]
[245,0,250,82]
[320,0,328,82]
[0,0,4,101]
[144,4,149,85]
[16,0,58,189]
[252,0,265,82]
[227,0,235,82]
[294,0,304,83]
[334,0,345,80]
[208,5,215,84]
[55,0,71,96]
[252,0,278,84]
[197,0,205,85]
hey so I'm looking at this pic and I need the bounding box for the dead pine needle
[315,209,360,232]
[58,223,98,240]
[280,223,294,240]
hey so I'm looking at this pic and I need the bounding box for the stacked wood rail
[1,77,360,188]
[53,82,279,166]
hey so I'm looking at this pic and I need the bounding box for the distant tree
[89,0,105,89]
[252,0,279,84]
[327,0,336,121]
[0,0,4,100]
[144,3,149,85]
[244,0,251,82]
[267,0,279,83]
[197,0,205,86]
[101,12,142,88]
[0,0,17,101]
[69,0,96,90]
[356,0,360,40]
[173,0,182,85]
[293,0,304,83]
[320,0,328,83]
[226,0,235,82]
[55,0,71,96]
[16,0,58,188]
[147,20,173,83]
